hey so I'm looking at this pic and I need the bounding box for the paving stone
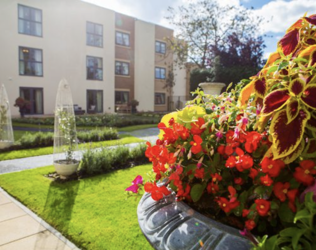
[0,215,45,246]
[0,230,72,250]
[0,192,11,205]
[0,203,26,222]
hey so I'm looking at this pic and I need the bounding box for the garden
[1,3,316,250]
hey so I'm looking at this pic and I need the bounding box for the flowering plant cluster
[126,15,316,248]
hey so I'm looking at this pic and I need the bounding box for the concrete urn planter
[53,161,79,179]
[199,82,226,96]
[137,192,251,250]
[0,141,13,149]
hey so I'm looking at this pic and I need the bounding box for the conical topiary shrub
[53,79,80,178]
[0,84,14,149]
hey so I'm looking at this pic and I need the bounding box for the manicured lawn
[0,164,153,250]
[0,135,144,161]
[117,124,157,132]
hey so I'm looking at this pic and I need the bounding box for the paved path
[0,128,159,174]
[0,188,78,250]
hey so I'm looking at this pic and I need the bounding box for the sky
[82,0,316,59]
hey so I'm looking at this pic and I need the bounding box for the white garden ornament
[53,79,80,178]
[0,84,14,149]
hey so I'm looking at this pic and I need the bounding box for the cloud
[254,0,316,34]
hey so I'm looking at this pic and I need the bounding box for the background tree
[166,0,266,90]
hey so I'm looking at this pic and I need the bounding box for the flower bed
[126,15,316,249]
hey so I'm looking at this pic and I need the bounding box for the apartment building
[0,0,188,116]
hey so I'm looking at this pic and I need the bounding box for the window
[87,90,103,113]
[18,4,42,37]
[86,21,103,47]
[155,67,166,79]
[115,91,129,104]
[87,56,103,80]
[116,31,130,46]
[19,47,43,76]
[155,93,166,105]
[20,87,43,114]
[155,41,166,54]
[115,61,129,76]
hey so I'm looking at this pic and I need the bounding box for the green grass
[0,135,144,161]
[0,164,153,250]
[117,124,157,132]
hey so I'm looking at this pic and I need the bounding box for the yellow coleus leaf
[298,45,316,58]
[238,80,255,106]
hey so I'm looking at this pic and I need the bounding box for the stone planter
[199,82,226,96]
[138,192,251,250]
[0,141,13,149]
[54,161,79,179]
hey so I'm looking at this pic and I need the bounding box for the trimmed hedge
[1,128,118,152]
[79,143,148,176]
[13,113,162,127]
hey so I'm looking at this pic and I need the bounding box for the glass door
[20,87,44,114]
[87,90,103,113]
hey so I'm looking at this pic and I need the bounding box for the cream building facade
[0,0,188,116]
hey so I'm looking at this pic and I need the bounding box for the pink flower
[125,175,143,193]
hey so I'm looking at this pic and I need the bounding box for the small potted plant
[14,97,30,118]
[0,84,14,149]
[128,99,139,113]
[53,79,80,178]
[126,14,316,250]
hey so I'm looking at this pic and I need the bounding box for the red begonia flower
[293,160,316,186]
[288,189,299,212]
[249,168,258,179]
[217,145,225,155]
[245,220,256,231]
[245,131,262,153]
[273,182,290,202]
[211,173,222,182]
[261,157,285,177]
[255,199,271,216]
[144,182,171,201]
[242,209,250,217]
[260,174,273,186]
[190,135,203,154]
[234,177,244,185]
[240,155,254,170]
[173,123,190,140]
[207,182,219,194]
[190,117,206,135]
[194,168,205,179]
[224,145,234,155]
[225,155,236,168]
[226,130,235,143]
[217,197,231,213]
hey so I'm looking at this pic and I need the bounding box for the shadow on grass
[34,180,80,249]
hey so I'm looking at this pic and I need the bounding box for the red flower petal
[301,84,316,109]
[271,109,310,159]
[262,89,290,115]
[278,29,299,56]
[254,78,266,98]
[289,78,305,96]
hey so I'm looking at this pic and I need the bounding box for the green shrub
[79,144,147,176]
[13,113,161,127]
[2,127,119,151]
